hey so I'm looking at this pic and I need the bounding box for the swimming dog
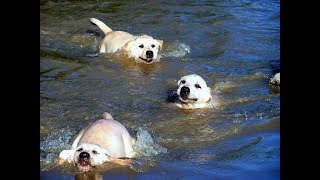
[174,74,214,109]
[269,72,280,86]
[90,18,163,63]
[59,112,135,172]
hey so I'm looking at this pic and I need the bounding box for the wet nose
[180,86,190,96]
[79,152,90,159]
[146,51,153,58]
[181,86,190,94]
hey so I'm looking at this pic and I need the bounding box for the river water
[40,0,280,179]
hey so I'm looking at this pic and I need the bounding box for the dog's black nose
[146,51,153,58]
[180,86,190,99]
[79,152,90,159]
[181,86,190,94]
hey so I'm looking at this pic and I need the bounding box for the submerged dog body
[90,18,163,63]
[175,74,214,109]
[59,112,135,172]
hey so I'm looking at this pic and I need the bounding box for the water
[40,0,280,179]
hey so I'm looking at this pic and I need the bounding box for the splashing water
[40,127,167,172]
[40,128,75,170]
[128,129,168,172]
[133,128,167,157]
[162,41,191,58]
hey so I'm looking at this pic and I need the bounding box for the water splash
[133,128,167,157]
[128,129,167,172]
[162,41,191,58]
[40,128,75,170]
[214,81,237,94]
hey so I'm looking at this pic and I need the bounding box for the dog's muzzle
[78,152,90,166]
[269,79,280,86]
[179,86,198,102]
[139,57,153,63]
[146,50,153,58]
[180,86,190,100]
[139,50,154,63]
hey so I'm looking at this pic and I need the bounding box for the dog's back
[90,18,136,53]
[101,31,136,53]
[77,118,135,158]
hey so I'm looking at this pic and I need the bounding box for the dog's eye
[139,44,144,48]
[77,148,83,152]
[195,84,201,88]
[92,150,98,154]
[181,80,186,84]
[151,44,155,48]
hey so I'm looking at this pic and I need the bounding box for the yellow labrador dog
[90,18,163,63]
[175,74,214,109]
[59,112,135,172]
[269,72,280,86]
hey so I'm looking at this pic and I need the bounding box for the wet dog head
[269,72,280,86]
[122,35,163,63]
[176,74,212,105]
[60,143,110,172]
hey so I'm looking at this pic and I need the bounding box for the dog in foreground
[174,74,214,109]
[90,18,163,64]
[59,112,135,172]
[269,72,280,86]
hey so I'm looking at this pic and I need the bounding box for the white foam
[162,42,191,58]
[133,129,167,157]
[40,128,74,169]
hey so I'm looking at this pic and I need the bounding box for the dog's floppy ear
[177,77,185,86]
[93,148,113,165]
[122,40,134,52]
[157,39,163,50]
[177,79,181,86]
[59,149,75,163]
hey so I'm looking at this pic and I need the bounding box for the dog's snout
[146,51,153,58]
[180,86,190,99]
[79,152,90,159]
[181,86,190,94]
[180,86,190,100]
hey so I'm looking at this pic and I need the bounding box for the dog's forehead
[138,34,153,39]
[135,35,157,44]
[181,75,206,85]
[78,143,102,151]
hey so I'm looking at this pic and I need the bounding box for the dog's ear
[93,148,113,165]
[122,41,134,52]
[59,149,75,164]
[157,39,164,50]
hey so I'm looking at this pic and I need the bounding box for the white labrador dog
[59,112,135,172]
[269,72,280,86]
[175,74,214,109]
[90,18,163,63]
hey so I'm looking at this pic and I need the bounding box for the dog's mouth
[179,95,198,103]
[78,158,90,167]
[76,158,92,172]
[179,91,198,102]
[269,80,280,86]
[139,57,153,63]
